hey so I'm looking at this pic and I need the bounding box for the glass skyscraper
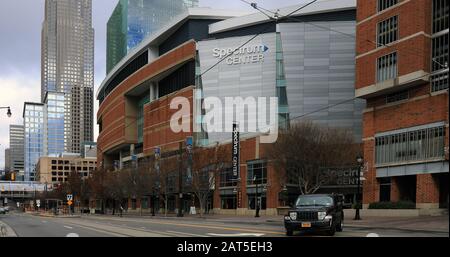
[45,92,65,155]
[23,103,46,181]
[106,0,199,73]
[41,0,94,154]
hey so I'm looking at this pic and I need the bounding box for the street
[1,212,448,237]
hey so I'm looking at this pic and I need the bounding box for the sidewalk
[89,212,449,234]
[0,219,17,237]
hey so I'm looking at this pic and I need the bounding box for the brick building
[36,154,97,188]
[356,0,449,209]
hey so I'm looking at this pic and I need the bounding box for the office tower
[44,92,65,155]
[23,103,46,181]
[41,0,94,154]
[9,125,25,175]
[4,148,11,172]
[106,0,199,73]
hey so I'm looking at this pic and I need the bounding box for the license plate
[301,222,311,228]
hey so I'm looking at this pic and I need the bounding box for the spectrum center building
[97,1,366,214]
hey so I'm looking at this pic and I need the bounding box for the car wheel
[326,223,336,236]
[286,229,293,236]
[336,217,344,232]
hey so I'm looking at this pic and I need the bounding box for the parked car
[3,206,9,212]
[0,207,5,215]
[284,194,348,236]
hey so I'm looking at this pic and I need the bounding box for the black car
[284,194,347,236]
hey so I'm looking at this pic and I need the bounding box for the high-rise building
[9,125,25,175]
[41,0,94,154]
[106,0,199,73]
[44,92,65,155]
[23,103,46,181]
[356,0,449,209]
[4,148,11,172]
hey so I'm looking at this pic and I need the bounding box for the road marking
[366,233,380,237]
[207,233,264,237]
[42,221,48,223]
[86,217,285,236]
[167,231,209,237]
[64,226,73,229]
[66,233,79,237]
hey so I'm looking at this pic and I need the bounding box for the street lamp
[0,107,12,117]
[354,155,364,220]
[254,176,260,218]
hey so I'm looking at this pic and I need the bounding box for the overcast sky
[0,0,304,168]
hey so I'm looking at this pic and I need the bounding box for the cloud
[0,73,41,169]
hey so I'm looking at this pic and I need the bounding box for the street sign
[131,154,137,161]
[36,200,41,208]
[67,200,73,206]
[16,202,20,208]
[66,194,73,201]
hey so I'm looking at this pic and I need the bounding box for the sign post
[67,194,73,215]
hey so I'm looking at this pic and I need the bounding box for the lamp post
[354,155,364,220]
[0,107,12,117]
[254,176,260,218]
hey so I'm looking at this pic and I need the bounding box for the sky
[0,0,304,169]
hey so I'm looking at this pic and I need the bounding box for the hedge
[368,201,416,209]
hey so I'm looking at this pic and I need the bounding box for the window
[433,0,449,33]
[377,52,397,82]
[221,195,237,209]
[375,124,446,165]
[220,167,237,187]
[432,34,449,72]
[386,90,409,103]
[247,160,267,185]
[377,16,398,47]
[431,72,449,92]
[248,194,266,210]
[378,0,398,12]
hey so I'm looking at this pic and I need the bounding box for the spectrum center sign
[212,44,269,65]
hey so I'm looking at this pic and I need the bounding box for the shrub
[368,201,416,209]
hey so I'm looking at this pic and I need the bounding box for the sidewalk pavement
[0,219,17,237]
[89,212,449,234]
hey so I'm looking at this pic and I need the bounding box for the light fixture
[7,107,12,118]
[356,155,364,165]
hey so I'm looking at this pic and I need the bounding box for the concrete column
[416,174,440,209]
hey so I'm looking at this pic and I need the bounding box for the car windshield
[295,196,333,207]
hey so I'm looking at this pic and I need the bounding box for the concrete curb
[0,220,17,237]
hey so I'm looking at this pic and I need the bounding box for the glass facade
[137,94,150,143]
[106,0,199,74]
[24,103,46,181]
[45,92,65,155]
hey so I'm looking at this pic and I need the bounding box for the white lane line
[66,233,79,237]
[167,231,209,237]
[207,233,265,237]
[64,226,73,229]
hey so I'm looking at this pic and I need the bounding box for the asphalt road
[1,212,448,237]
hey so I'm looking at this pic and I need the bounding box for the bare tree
[191,144,230,216]
[88,168,108,214]
[268,122,360,195]
[158,156,177,216]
